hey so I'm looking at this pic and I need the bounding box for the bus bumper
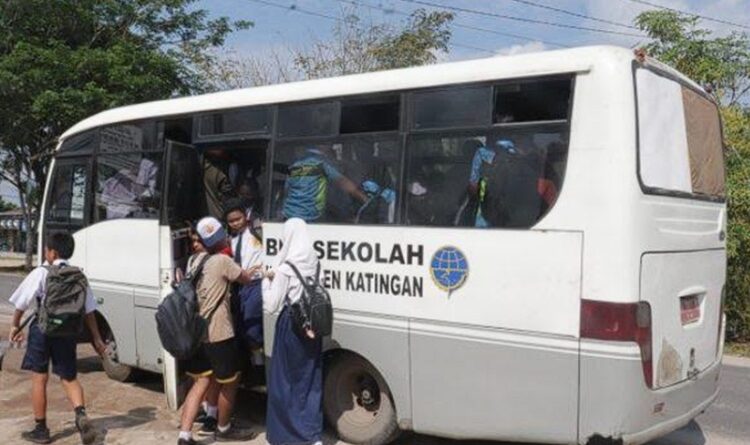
[579,346,721,445]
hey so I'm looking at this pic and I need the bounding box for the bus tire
[324,354,400,445]
[100,323,134,383]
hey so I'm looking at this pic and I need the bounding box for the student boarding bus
[40,46,725,445]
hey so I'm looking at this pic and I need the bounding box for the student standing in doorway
[224,198,265,364]
[177,216,259,445]
[262,218,323,445]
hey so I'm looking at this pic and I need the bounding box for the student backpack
[285,261,333,338]
[479,150,544,228]
[37,264,89,337]
[155,254,212,360]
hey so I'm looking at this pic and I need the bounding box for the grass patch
[725,342,750,358]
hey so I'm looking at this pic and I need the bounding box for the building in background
[0,210,34,252]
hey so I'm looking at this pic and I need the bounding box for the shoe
[196,417,217,436]
[75,413,97,445]
[20,424,51,444]
[215,425,257,442]
[177,438,199,445]
[193,407,209,425]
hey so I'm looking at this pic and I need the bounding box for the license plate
[680,295,701,325]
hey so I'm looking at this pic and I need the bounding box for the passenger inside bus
[281,145,368,222]
[202,148,238,219]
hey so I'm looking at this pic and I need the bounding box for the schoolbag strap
[284,261,313,288]
[188,254,211,285]
[316,262,321,281]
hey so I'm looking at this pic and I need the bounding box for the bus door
[161,139,205,409]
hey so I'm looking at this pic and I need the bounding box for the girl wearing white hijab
[262,218,323,445]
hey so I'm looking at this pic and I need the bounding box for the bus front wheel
[100,324,134,382]
[324,354,400,445]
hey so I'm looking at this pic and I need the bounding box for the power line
[629,0,750,31]
[504,0,639,30]
[248,0,497,54]
[335,0,570,48]
[399,0,647,38]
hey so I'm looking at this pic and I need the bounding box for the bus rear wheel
[324,354,400,445]
[101,326,134,382]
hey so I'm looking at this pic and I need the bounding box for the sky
[195,0,750,60]
[2,0,749,204]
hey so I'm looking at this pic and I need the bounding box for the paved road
[1,272,748,445]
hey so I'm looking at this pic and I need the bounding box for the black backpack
[155,254,212,360]
[37,264,88,337]
[285,261,333,338]
[479,151,544,228]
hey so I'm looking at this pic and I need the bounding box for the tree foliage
[637,10,750,340]
[205,8,454,90]
[636,10,750,107]
[0,0,250,267]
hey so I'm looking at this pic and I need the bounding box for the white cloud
[495,41,547,56]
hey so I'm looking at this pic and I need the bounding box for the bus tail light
[581,300,653,388]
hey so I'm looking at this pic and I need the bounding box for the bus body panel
[89,281,138,366]
[579,343,720,445]
[263,224,583,442]
[641,250,724,388]
[410,324,579,443]
[85,219,161,288]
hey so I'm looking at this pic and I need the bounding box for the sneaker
[20,424,51,444]
[196,417,217,436]
[193,407,209,425]
[177,438,199,445]
[215,425,257,442]
[75,413,97,445]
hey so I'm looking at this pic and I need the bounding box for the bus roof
[59,45,700,141]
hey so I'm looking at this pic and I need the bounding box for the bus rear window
[636,69,724,199]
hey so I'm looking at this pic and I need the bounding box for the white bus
[40,45,725,445]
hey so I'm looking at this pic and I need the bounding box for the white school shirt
[9,259,97,314]
[262,272,304,315]
[230,227,264,271]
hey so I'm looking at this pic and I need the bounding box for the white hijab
[274,218,318,279]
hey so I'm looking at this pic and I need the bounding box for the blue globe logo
[430,247,469,292]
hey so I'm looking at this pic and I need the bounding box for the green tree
[0,0,250,268]
[0,197,18,212]
[636,10,750,340]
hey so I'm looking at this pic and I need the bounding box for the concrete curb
[722,354,750,368]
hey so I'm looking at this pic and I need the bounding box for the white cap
[196,216,227,248]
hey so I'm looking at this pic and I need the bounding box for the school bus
[40,46,725,444]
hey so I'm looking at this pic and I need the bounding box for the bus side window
[405,130,568,228]
[271,139,400,224]
[94,123,162,221]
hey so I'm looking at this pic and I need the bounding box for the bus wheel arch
[96,312,135,382]
[323,350,401,445]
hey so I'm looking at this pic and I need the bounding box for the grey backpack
[37,265,88,337]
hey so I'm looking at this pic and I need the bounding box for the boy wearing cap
[178,216,260,445]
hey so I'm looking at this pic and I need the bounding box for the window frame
[94,120,163,223]
[192,106,273,144]
[55,73,577,229]
[632,62,726,203]
[44,155,94,231]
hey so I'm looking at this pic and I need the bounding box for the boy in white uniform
[224,198,265,364]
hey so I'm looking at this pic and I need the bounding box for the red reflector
[581,299,653,388]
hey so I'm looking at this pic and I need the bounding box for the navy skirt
[266,306,323,445]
